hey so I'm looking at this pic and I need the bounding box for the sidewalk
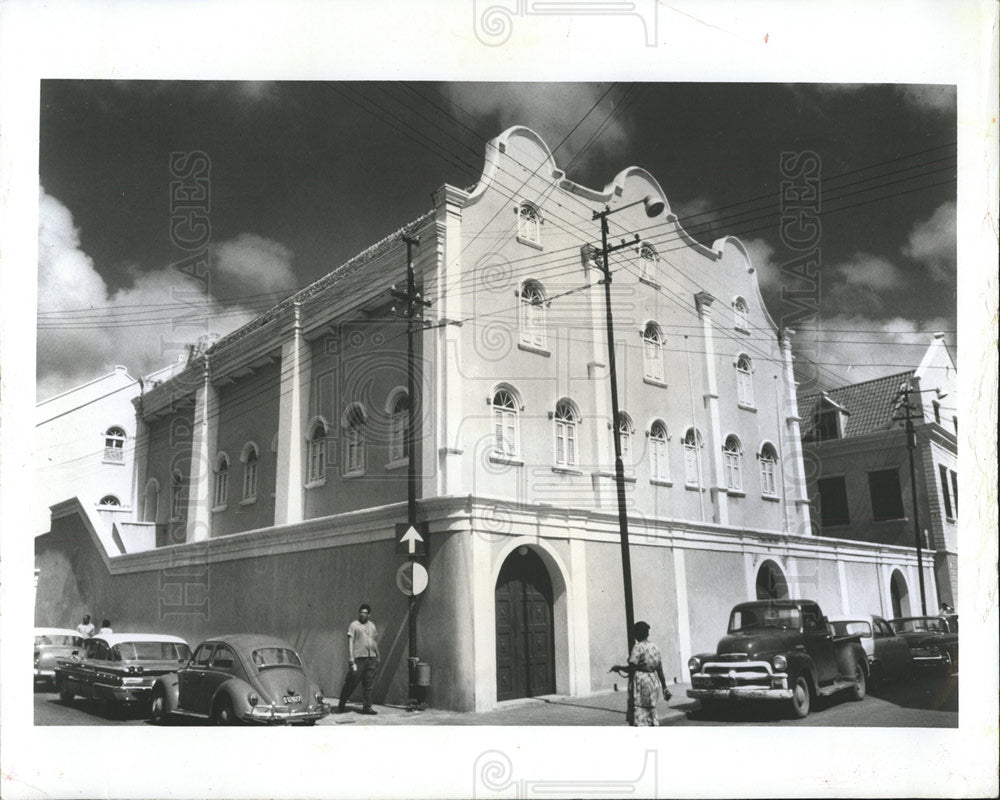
[321,683,693,726]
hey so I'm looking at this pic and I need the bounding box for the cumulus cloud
[741,236,781,292]
[442,83,629,173]
[37,188,295,399]
[902,200,956,282]
[792,313,953,389]
[832,252,902,290]
[896,85,955,115]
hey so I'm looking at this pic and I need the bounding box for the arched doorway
[755,560,789,600]
[495,547,555,701]
[890,570,910,618]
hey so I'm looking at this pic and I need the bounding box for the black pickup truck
[687,599,868,718]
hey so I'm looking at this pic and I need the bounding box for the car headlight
[688,656,702,673]
[772,655,787,672]
[315,691,324,704]
[247,693,259,707]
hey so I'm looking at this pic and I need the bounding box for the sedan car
[54,633,192,715]
[150,634,330,725]
[828,614,913,688]
[34,628,86,688]
[890,616,958,676]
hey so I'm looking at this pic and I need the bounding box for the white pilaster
[568,536,591,694]
[695,292,728,526]
[673,547,692,680]
[187,359,217,542]
[275,304,310,525]
[779,328,812,535]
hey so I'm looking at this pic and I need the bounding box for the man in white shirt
[336,603,380,715]
[75,615,95,638]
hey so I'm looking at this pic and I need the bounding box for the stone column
[779,328,812,535]
[695,292,728,526]
[275,303,310,525]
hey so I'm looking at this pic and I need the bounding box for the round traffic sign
[396,561,428,596]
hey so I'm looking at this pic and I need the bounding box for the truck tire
[787,674,811,719]
[849,661,867,701]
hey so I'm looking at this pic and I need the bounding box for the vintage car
[150,634,330,725]
[827,614,913,688]
[687,599,868,719]
[34,628,86,688]
[54,633,192,715]
[890,616,958,676]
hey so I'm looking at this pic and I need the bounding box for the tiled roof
[207,209,436,355]
[799,370,915,440]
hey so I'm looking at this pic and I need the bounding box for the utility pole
[591,195,664,711]
[895,381,927,615]
[390,233,431,707]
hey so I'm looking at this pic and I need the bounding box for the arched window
[553,399,579,467]
[649,420,669,481]
[170,468,185,520]
[241,444,259,501]
[517,203,540,244]
[617,412,635,464]
[389,391,409,463]
[214,455,230,508]
[890,569,910,618]
[491,388,520,458]
[308,421,327,483]
[683,427,703,486]
[344,405,366,475]
[143,479,159,523]
[736,354,755,407]
[642,322,664,383]
[733,297,749,331]
[98,495,121,507]
[638,242,658,282]
[755,560,789,600]
[759,443,778,497]
[723,435,744,492]
[518,280,547,349]
[103,426,126,464]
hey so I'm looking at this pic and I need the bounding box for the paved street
[35,672,957,728]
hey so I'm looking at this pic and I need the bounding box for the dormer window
[814,396,848,442]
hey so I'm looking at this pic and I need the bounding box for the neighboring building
[35,127,935,711]
[800,334,957,613]
[35,362,182,544]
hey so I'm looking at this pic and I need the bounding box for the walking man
[337,603,380,715]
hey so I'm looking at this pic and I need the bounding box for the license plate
[283,694,302,704]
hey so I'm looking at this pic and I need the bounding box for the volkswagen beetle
[150,634,330,725]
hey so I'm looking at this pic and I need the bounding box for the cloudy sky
[37,81,956,398]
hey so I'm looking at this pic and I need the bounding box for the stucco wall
[684,548,748,655]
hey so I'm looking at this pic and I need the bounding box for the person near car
[98,619,113,635]
[337,603,380,715]
[75,615,95,638]
[611,620,669,727]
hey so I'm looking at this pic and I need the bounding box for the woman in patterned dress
[612,621,670,726]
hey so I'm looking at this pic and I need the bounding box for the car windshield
[35,634,81,646]
[893,618,947,634]
[831,620,871,638]
[729,606,800,632]
[251,647,302,669]
[113,642,192,661]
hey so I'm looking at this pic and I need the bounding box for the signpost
[395,523,428,557]
[395,561,428,597]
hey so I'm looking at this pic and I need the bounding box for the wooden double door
[495,548,555,701]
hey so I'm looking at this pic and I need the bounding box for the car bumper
[34,668,55,680]
[688,670,792,702]
[94,682,154,704]
[246,704,331,724]
[688,686,794,701]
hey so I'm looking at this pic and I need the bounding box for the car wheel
[787,674,811,719]
[150,687,167,723]
[212,697,238,726]
[850,662,867,701]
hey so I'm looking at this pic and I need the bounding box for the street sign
[395,523,428,556]
[396,561,428,596]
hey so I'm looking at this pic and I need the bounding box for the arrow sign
[395,523,428,556]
